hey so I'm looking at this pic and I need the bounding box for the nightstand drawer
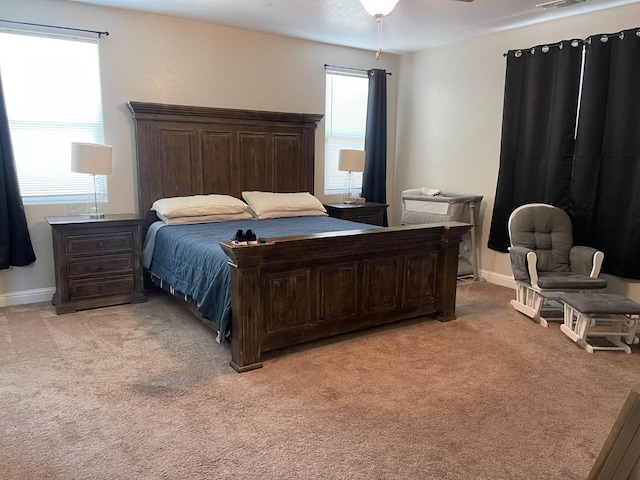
[344,213,382,225]
[67,253,134,278]
[69,275,135,300]
[65,232,134,256]
[323,202,388,226]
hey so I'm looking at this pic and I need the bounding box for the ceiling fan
[359,0,474,59]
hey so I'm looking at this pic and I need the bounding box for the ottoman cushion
[560,293,640,315]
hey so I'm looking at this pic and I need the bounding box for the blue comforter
[143,216,378,341]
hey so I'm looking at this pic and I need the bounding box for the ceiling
[68,0,640,53]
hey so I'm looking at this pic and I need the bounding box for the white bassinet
[401,189,483,280]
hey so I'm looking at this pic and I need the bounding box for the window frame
[324,68,368,196]
[0,28,106,205]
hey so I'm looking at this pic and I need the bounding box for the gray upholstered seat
[508,203,607,326]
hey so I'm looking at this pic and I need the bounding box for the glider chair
[508,203,607,327]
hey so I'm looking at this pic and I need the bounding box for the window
[0,30,105,204]
[324,70,368,195]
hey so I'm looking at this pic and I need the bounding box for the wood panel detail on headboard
[127,101,324,233]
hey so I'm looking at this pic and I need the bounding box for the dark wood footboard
[221,222,470,372]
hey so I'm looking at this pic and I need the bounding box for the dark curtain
[0,74,36,269]
[570,29,640,278]
[487,43,583,252]
[362,68,388,226]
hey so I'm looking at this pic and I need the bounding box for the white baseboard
[480,270,516,290]
[0,271,514,309]
[0,287,55,308]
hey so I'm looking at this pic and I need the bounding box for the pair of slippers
[231,229,258,245]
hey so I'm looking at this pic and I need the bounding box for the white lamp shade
[71,142,112,175]
[338,149,365,173]
[359,0,400,17]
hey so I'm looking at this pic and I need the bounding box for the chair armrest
[570,246,604,278]
[510,246,538,286]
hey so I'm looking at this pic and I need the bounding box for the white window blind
[0,30,105,204]
[324,70,368,195]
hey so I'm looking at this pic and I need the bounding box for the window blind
[0,30,105,204]
[324,70,368,195]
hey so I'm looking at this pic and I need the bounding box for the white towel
[421,187,441,196]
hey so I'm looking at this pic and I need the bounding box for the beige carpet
[1,282,639,479]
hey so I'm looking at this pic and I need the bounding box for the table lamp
[338,149,365,204]
[71,142,112,218]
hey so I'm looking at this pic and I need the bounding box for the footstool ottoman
[559,293,640,353]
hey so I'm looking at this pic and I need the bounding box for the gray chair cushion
[569,246,601,276]
[537,272,607,290]
[509,205,572,272]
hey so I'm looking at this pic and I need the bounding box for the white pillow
[242,191,327,220]
[151,194,249,218]
[251,209,328,220]
[156,211,253,224]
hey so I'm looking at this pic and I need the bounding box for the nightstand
[46,214,146,314]
[323,202,388,226]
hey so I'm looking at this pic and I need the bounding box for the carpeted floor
[1,281,639,479]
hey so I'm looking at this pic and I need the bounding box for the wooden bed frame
[128,101,470,372]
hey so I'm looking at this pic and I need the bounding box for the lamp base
[343,171,358,204]
[343,198,366,205]
[87,175,104,218]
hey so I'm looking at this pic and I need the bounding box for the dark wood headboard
[127,101,323,234]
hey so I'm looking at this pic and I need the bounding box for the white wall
[4,0,639,306]
[395,3,640,300]
[0,0,399,306]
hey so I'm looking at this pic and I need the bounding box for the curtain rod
[324,64,392,76]
[0,19,109,37]
[502,28,640,56]
[502,39,581,57]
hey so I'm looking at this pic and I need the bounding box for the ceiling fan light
[359,0,400,17]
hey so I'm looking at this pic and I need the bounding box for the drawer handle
[97,241,104,248]
[100,284,106,291]
[98,264,105,270]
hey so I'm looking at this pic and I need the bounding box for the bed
[128,101,470,372]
